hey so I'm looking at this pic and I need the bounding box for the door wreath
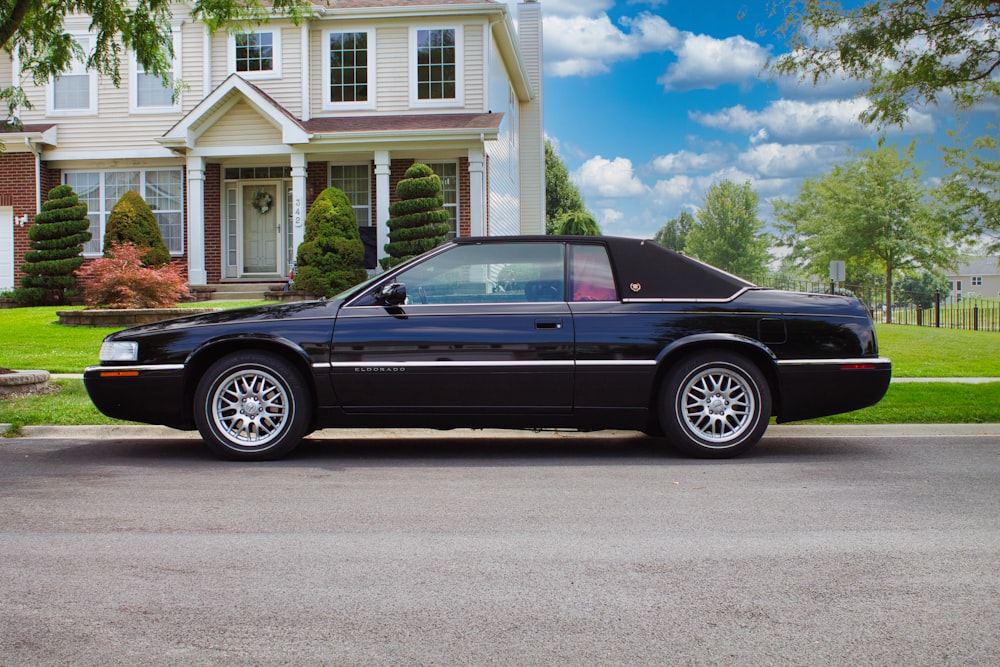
[251,191,273,213]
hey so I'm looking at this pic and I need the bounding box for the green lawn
[1,309,998,429]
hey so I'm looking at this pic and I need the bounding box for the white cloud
[598,208,625,226]
[544,12,680,77]
[658,33,771,91]
[573,156,649,198]
[651,148,731,175]
[689,98,930,143]
[737,142,849,178]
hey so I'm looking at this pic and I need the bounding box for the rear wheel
[660,351,770,458]
[194,351,311,461]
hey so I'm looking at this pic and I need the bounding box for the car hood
[106,299,345,339]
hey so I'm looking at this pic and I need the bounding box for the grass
[875,324,1000,377]
[1,309,998,429]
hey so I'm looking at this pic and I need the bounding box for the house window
[132,32,179,112]
[49,35,97,115]
[330,165,372,226]
[424,162,458,238]
[325,31,372,107]
[972,276,983,287]
[412,27,462,106]
[231,31,281,78]
[64,169,184,256]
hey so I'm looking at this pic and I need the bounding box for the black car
[85,236,891,460]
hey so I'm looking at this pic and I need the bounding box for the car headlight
[100,341,139,362]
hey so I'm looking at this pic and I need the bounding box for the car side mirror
[377,282,407,306]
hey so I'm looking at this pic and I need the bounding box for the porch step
[208,282,283,301]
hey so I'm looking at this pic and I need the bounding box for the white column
[290,150,307,261]
[185,156,207,285]
[468,147,486,237]
[374,150,391,270]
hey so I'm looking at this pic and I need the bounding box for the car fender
[653,333,780,399]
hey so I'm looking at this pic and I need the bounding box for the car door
[330,241,574,415]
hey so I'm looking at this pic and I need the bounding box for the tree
[774,144,956,323]
[685,180,769,279]
[0,0,310,124]
[381,163,451,270]
[14,183,91,305]
[104,190,171,268]
[653,211,694,251]
[772,0,1000,249]
[898,271,950,309]
[293,187,366,298]
[545,140,586,234]
[772,0,999,129]
[555,210,601,236]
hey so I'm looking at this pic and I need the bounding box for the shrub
[555,210,602,236]
[293,187,367,297]
[15,184,91,305]
[381,163,451,270]
[104,190,171,268]
[75,242,189,308]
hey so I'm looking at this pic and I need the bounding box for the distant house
[946,257,1000,300]
[0,0,544,293]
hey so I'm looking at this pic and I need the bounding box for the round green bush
[104,190,171,267]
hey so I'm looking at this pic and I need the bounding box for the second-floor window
[132,31,180,112]
[413,27,462,106]
[49,35,97,115]
[231,31,281,78]
[324,31,373,105]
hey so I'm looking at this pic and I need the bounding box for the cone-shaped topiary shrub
[15,184,92,305]
[293,187,367,297]
[555,210,602,236]
[380,163,451,270]
[104,190,171,268]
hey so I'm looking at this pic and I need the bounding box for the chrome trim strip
[622,286,752,304]
[319,359,657,369]
[777,357,891,367]
[85,364,186,373]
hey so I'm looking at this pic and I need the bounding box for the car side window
[570,244,617,302]
[394,243,565,304]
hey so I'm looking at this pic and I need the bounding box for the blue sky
[514,0,975,239]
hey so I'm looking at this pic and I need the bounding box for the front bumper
[84,364,193,430]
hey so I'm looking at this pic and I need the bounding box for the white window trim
[329,163,373,226]
[64,169,185,257]
[321,28,377,111]
[129,29,182,114]
[409,25,464,109]
[228,29,283,80]
[46,34,98,117]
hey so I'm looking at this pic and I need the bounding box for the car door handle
[535,319,563,330]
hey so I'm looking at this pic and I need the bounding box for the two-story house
[0,0,544,294]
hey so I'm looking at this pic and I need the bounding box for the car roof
[454,235,754,301]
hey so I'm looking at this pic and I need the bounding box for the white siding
[463,24,484,113]
[197,99,283,147]
[374,26,409,114]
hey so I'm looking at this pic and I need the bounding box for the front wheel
[194,351,311,461]
[659,351,771,458]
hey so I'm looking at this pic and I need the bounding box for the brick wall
[0,152,39,287]
[204,163,221,284]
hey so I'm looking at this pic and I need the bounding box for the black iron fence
[752,276,1000,333]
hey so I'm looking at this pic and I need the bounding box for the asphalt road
[1,429,998,666]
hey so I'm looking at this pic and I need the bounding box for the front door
[242,184,280,275]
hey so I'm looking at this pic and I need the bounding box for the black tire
[194,351,311,461]
[659,351,771,458]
